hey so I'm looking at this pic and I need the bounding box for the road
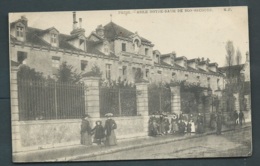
[77,127,252,160]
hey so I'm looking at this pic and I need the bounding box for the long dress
[190,121,196,133]
[104,119,117,146]
[80,119,92,146]
[148,117,158,136]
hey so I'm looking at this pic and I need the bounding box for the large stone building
[10,12,224,93]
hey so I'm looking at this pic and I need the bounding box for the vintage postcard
[9,6,251,162]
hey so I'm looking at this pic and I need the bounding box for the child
[92,120,105,145]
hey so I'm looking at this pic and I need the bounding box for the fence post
[118,89,122,116]
[136,83,149,135]
[11,66,22,153]
[170,86,181,116]
[83,77,100,118]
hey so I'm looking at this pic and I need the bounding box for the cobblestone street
[77,127,252,161]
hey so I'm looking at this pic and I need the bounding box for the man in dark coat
[233,110,239,129]
[197,113,204,134]
[178,119,186,135]
[239,110,245,127]
[216,112,223,135]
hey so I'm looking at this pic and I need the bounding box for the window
[17,51,27,65]
[81,60,88,71]
[16,26,24,37]
[51,34,57,44]
[185,74,188,80]
[146,69,149,77]
[122,43,126,51]
[145,48,149,55]
[207,77,211,88]
[172,72,176,78]
[52,57,60,68]
[197,76,200,82]
[106,64,111,80]
[122,66,127,76]
[52,57,60,75]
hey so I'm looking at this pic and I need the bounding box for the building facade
[10,12,224,93]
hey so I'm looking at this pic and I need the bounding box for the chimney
[79,18,82,29]
[73,12,78,30]
[20,15,28,27]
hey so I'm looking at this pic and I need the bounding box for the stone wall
[17,116,146,152]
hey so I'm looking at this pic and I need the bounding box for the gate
[99,87,137,117]
[148,85,171,115]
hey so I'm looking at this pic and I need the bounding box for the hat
[105,113,113,117]
[81,114,90,119]
[96,120,102,124]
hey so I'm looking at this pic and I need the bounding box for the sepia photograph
[9,6,251,162]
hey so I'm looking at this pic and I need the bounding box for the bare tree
[236,48,242,65]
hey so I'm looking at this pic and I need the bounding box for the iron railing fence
[99,87,137,117]
[18,79,86,120]
[148,86,171,115]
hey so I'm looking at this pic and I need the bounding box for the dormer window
[51,34,57,44]
[156,54,160,64]
[16,26,24,38]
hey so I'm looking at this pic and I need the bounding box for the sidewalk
[13,124,251,162]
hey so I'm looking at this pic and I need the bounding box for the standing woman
[104,113,117,146]
[80,114,92,146]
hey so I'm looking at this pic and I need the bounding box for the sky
[9,7,249,67]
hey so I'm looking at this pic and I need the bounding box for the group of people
[148,113,197,137]
[80,113,117,146]
[232,110,245,129]
[148,111,227,137]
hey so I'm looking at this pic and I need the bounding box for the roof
[219,64,244,77]
[10,26,111,54]
[208,62,218,66]
[103,22,152,43]
[187,58,198,63]
[39,27,59,36]
[175,56,187,61]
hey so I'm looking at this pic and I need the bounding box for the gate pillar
[170,86,181,116]
[136,83,149,135]
[82,77,100,118]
